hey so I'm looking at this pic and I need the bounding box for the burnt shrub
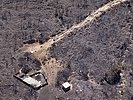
[21,65,31,74]
[23,39,36,44]
[104,70,121,85]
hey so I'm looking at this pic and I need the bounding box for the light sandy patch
[41,58,63,85]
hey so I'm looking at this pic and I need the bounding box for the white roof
[23,76,41,87]
[62,82,71,88]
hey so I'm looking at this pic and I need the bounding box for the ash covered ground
[0,0,133,100]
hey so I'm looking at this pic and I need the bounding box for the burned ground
[49,1,133,100]
[0,0,133,100]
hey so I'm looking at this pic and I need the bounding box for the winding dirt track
[17,0,129,85]
[23,0,128,55]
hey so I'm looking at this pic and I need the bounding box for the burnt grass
[0,0,133,100]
